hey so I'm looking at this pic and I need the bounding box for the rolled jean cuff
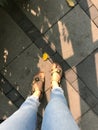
[52,86,64,94]
[20,95,40,109]
[51,86,68,105]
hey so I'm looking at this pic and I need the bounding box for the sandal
[32,72,45,99]
[51,63,62,87]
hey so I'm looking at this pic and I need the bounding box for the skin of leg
[41,86,79,130]
[0,95,40,130]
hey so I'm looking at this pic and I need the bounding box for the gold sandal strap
[51,69,62,75]
[33,77,44,84]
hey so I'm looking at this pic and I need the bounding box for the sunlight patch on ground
[31,9,37,16]
[66,81,81,120]
[58,21,74,60]
[91,21,98,43]
[3,48,8,63]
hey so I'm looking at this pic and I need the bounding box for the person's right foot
[51,63,62,88]
[32,72,45,99]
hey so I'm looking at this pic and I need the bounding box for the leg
[42,87,79,130]
[42,63,79,130]
[0,72,45,130]
[0,95,40,130]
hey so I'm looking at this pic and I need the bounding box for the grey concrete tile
[0,0,8,7]
[35,37,57,59]
[75,49,98,99]
[5,2,42,42]
[94,17,98,27]
[60,60,71,72]
[0,74,13,94]
[0,8,31,70]
[0,72,25,108]
[65,69,78,83]
[1,44,52,98]
[0,91,17,120]
[15,0,76,33]
[86,5,98,20]
[45,5,98,67]
[19,20,42,42]
[35,37,49,50]
[78,110,98,130]
[72,78,98,108]
[93,103,98,115]
[61,79,89,120]
[42,44,56,56]
[14,97,24,107]
[50,52,64,64]
[6,89,21,102]
[79,0,93,11]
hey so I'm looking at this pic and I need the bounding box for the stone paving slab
[61,79,89,120]
[0,44,52,98]
[64,66,98,115]
[5,1,43,43]
[74,49,98,100]
[0,91,17,120]
[94,16,98,27]
[45,5,98,67]
[0,73,25,108]
[86,5,98,20]
[70,49,98,115]
[72,78,98,115]
[77,0,98,27]
[0,7,32,70]
[78,110,98,130]
[15,0,77,34]
[93,103,98,115]
[91,0,98,9]
[78,0,93,11]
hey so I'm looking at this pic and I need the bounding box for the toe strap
[33,77,40,84]
[51,68,62,76]
[33,77,44,85]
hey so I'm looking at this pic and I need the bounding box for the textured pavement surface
[0,0,98,129]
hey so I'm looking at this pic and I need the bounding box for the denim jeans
[0,86,79,130]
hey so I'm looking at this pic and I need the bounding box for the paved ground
[0,0,98,129]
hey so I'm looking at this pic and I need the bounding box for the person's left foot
[32,72,45,99]
[51,63,62,88]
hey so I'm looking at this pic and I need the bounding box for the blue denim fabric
[0,87,79,130]
[42,87,79,130]
[0,96,40,130]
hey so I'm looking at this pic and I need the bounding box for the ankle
[52,81,59,88]
[32,90,41,98]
